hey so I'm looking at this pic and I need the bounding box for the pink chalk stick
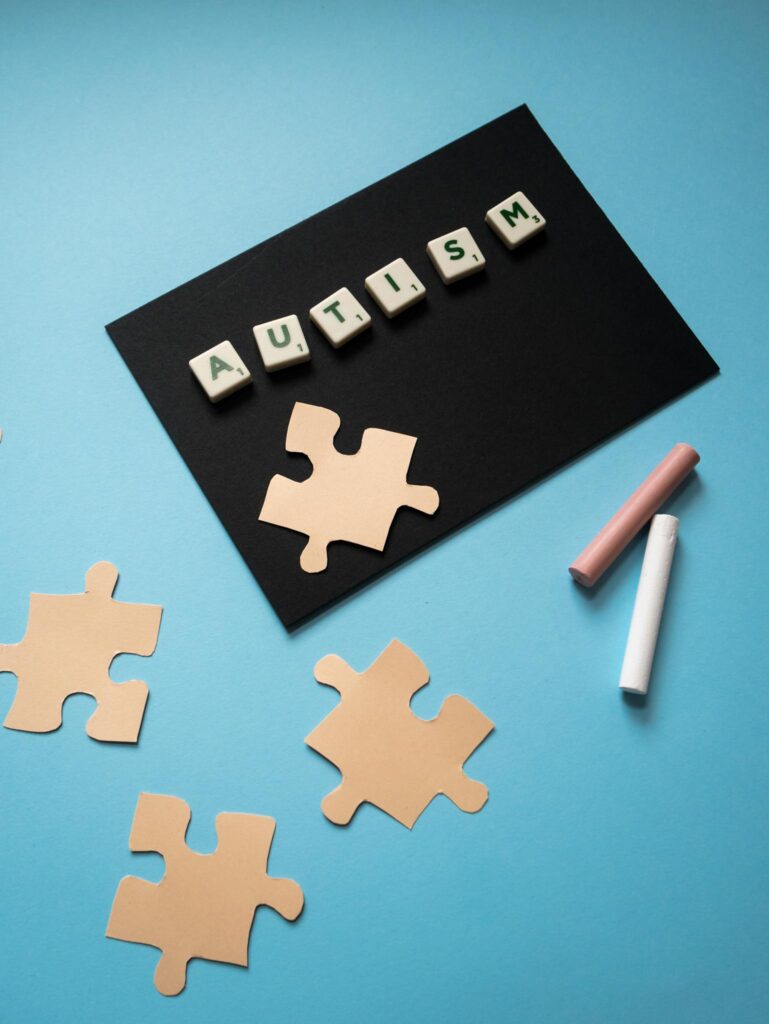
[569,443,699,587]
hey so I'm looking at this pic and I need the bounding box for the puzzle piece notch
[259,402,439,573]
[0,562,162,742]
[306,639,494,828]
[106,793,304,996]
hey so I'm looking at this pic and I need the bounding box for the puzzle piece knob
[300,537,329,574]
[313,654,359,694]
[85,561,119,596]
[443,771,489,814]
[321,782,362,825]
[154,950,189,997]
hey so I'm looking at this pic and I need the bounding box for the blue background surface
[1,2,768,1021]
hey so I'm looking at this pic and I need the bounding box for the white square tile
[426,226,486,284]
[485,191,546,249]
[253,314,311,372]
[364,258,426,318]
[189,340,252,403]
[309,287,372,348]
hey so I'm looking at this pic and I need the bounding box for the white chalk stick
[618,514,679,696]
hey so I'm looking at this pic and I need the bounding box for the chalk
[569,443,698,587]
[618,514,679,695]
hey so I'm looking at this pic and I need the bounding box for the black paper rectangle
[107,106,718,627]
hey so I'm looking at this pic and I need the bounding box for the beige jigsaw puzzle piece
[0,562,161,742]
[259,402,439,572]
[106,793,304,996]
[305,639,494,828]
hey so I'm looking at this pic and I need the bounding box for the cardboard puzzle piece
[305,639,494,828]
[259,402,439,572]
[0,562,161,742]
[107,793,304,996]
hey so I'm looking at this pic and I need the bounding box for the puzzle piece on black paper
[259,402,439,572]
[305,639,494,828]
[106,793,304,996]
[0,562,161,742]
[107,105,719,628]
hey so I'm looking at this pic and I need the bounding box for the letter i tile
[364,258,426,318]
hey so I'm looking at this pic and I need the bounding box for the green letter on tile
[384,273,400,292]
[210,355,233,380]
[323,301,345,323]
[444,238,465,261]
[500,202,529,227]
[267,324,291,348]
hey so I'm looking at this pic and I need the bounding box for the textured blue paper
[1,2,768,1022]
